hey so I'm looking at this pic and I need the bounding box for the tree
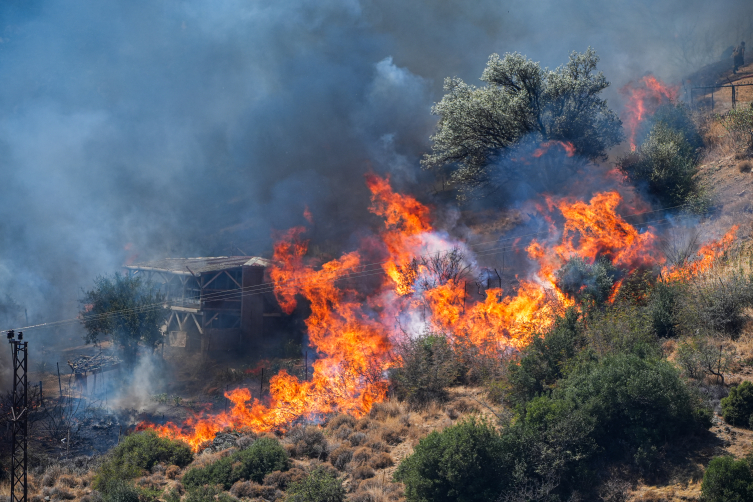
[80,273,168,361]
[422,48,622,200]
[702,456,753,502]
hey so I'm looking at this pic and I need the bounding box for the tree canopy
[422,48,623,200]
[80,273,168,361]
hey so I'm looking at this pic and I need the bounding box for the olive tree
[422,48,622,200]
[80,273,169,362]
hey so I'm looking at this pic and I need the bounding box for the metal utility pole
[7,330,28,502]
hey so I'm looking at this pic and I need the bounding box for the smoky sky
[0,0,752,332]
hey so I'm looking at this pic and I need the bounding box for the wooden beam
[203,313,219,328]
[191,313,204,335]
[202,270,224,289]
[224,270,242,289]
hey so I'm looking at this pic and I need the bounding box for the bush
[394,417,505,502]
[676,337,736,384]
[506,309,582,405]
[683,270,753,338]
[184,485,239,502]
[100,481,140,502]
[584,304,660,359]
[285,468,345,502]
[182,437,288,489]
[650,102,703,150]
[557,354,710,464]
[94,431,192,494]
[285,425,328,459]
[701,456,753,502]
[390,332,460,407]
[719,106,753,152]
[721,381,753,427]
[646,280,682,338]
[618,122,699,209]
[555,257,620,306]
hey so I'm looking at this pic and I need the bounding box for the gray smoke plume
[0,0,751,362]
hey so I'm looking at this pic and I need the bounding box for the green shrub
[183,437,288,489]
[555,257,619,306]
[650,102,702,149]
[557,354,710,465]
[285,468,345,502]
[94,430,193,494]
[390,332,460,407]
[646,280,682,338]
[722,381,753,427]
[394,417,505,502]
[618,122,698,208]
[583,304,660,359]
[506,309,582,405]
[701,456,753,502]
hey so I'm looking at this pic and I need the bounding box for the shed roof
[125,256,273,275]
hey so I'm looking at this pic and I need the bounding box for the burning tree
[422,48,623,200]
[80,273,169,363]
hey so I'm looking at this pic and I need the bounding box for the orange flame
[620,76,679,151]
[532,141,576,158]
[141,176,738,449]
[661,226,738,282]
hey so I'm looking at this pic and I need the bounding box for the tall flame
[141,176,737,449]
[620,76,679,151]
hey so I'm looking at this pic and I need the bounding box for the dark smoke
[0,0,751,365]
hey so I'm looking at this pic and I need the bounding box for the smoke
[0,0,751,343]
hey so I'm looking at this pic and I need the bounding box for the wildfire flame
[661,226,738,282]
[140,176,738,450]
[620,76,679,151]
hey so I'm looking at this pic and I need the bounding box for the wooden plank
[224,270,242,289]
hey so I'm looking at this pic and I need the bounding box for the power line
[4,201,699,333]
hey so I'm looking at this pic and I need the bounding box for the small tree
[702,456,753,502]
[676,337,737,385]
[721,381,753,427]
[423,48,622,200]
[80,273,168,362]
[285,468,345,502]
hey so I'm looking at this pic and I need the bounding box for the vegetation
[394,418,505,502]
[390,332,460,406]
[94,431,192,498]
[701,456,753,502]
[182,437,289,489]
[422,48,622,200]
[719,105,753,152]
[80,273,169,362]
[285,468,346,502]
[618,122,700,209]
[555,257,619,306]
[721,381,753,427]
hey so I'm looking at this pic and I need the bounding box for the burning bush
[555,257,620,306]
[285,467,346,502]
[181,437,288,490]
[389,332,461,407]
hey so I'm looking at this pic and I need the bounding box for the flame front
[620,76,679,151]
[141,176,738,449]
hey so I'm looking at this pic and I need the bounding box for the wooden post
[711,89,715,111]
[260,368,264,397]
[304,352,308,381]
[732,85,736,110]
[57,362,62,398]
[39,381,42,405]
